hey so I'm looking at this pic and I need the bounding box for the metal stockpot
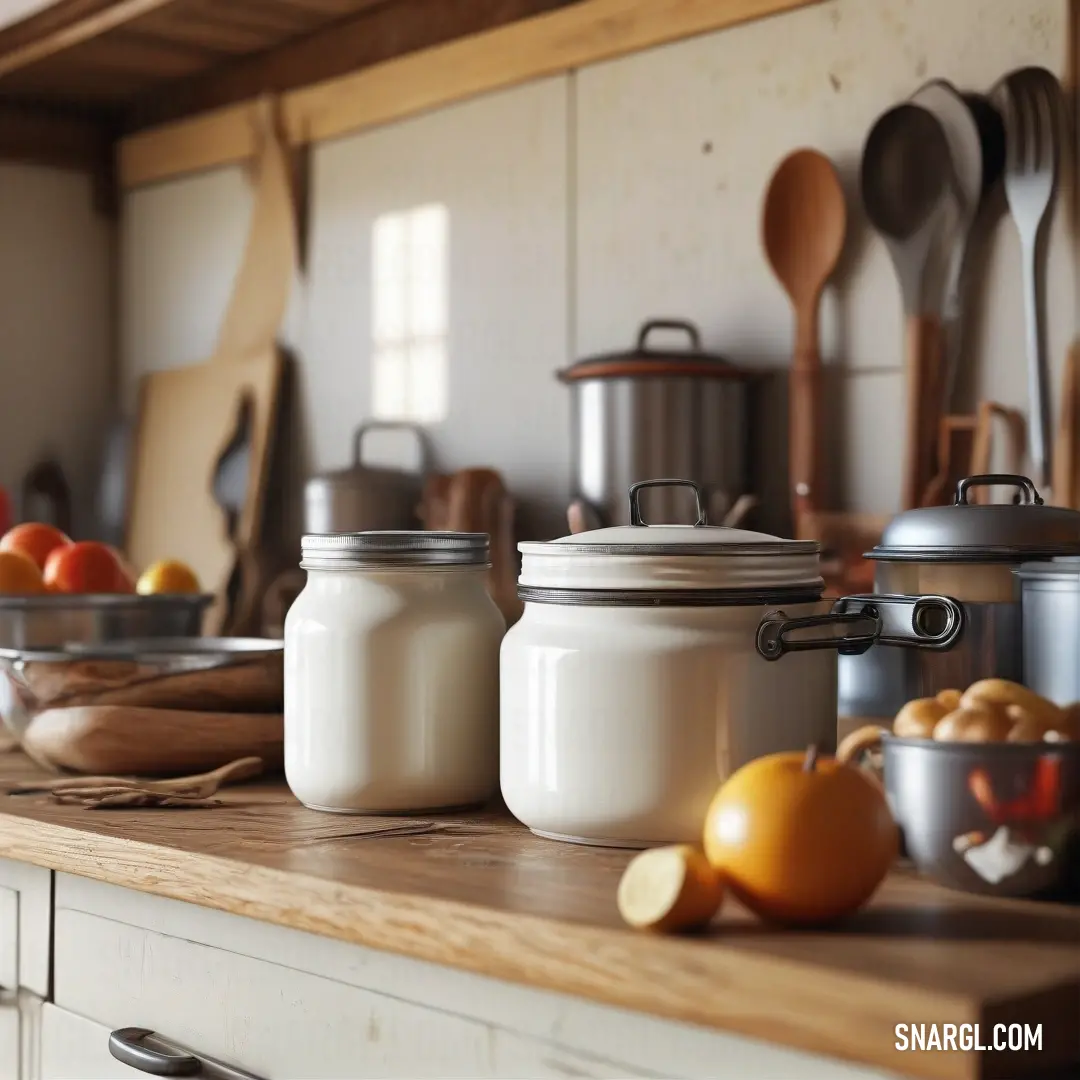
[839,474,1080,721]
[304,421,429,535]
[558,319,751,527]
[1016,557,1080,706]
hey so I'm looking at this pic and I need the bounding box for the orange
[43,541,131,594]
[703,746,897,926]
[0,550,46,595]
[0,522,70,571]
[135,559,201,596]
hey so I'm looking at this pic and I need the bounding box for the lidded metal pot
[558,319,752,528]
[839,474,1080,721]
[303,421,430,535]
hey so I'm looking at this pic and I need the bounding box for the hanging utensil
[920,415,979,508]
[761,149,847,537]
[994,66,1064,493]
[969,401,1027,504]
[910,81,984,416]
[861,103,957,511]
[20,460,71,534]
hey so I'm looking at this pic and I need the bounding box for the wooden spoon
[762,149,847,534]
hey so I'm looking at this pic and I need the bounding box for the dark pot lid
[558,318,748,382]
[867,474,1080,562]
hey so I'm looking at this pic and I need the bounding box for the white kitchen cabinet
[50,874,893,1080]
[40,1005,142,1079]
[0,857,52,998]
[0,1000,18,1080]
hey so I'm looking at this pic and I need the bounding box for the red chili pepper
[967,757,1063,825]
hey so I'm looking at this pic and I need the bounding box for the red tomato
[43,541,132,595]
[0,522,70,572]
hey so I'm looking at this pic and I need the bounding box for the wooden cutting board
[126,349,284,629]
[125,97,296,632]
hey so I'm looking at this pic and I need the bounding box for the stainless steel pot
[839,474,1080,722]
[1016,557,1080,706]
[558,320,751,527]
[304,421,429,535]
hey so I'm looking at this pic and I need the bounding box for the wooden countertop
[0,752,1076,1080]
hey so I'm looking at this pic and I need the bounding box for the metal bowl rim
[882,733,1080,754]
[0,637,283,664]
[0,593,214,609]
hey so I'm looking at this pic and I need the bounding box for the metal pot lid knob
[954,473,1041,505]
[628,479,708,527]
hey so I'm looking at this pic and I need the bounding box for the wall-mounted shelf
[0,0,824,190]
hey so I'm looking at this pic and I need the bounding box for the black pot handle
[756,605,881,661]
[635,319,702,353]
[830,593,964,650]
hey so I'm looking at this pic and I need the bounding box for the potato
[1061,702,1080,739]
[961,679,1064,730]
[893,697,948,739]
[933,705,1012,743]
[935,688,963,712]
[617,845,724,933]
[1006,704,1073,743]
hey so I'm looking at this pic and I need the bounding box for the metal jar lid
[868,475,1080,563]
[517,479,823,606]
[301,531,489,570]
[1014,556,1080,582]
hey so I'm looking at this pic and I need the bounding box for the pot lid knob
[954,474,1042,506]
[628,479,707,527]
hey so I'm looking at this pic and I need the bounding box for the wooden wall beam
[117,0,824,189]
[126,0,580,131]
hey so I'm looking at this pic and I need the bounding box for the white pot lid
[518,480,823,603]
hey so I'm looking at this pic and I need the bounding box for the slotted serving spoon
[861,104,956,510]
[762,148,847,536]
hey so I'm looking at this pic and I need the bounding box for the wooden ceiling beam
[118,0,824,189]
[125,0,577,131]
[0,0,181,78]
[0,99,109,171]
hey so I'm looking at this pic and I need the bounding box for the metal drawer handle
[109,1027,264,1080]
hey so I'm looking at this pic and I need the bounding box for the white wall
[0,165,113,535]
[120,0,1076,544]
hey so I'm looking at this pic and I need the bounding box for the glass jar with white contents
[284,531,505,813]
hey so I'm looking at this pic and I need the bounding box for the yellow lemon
[136,559,201,596]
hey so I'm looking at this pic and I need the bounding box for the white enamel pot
[499,479,964,848]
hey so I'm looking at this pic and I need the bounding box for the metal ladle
[861,103,956,510]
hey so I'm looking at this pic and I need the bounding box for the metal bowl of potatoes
[838,681,1080,898]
